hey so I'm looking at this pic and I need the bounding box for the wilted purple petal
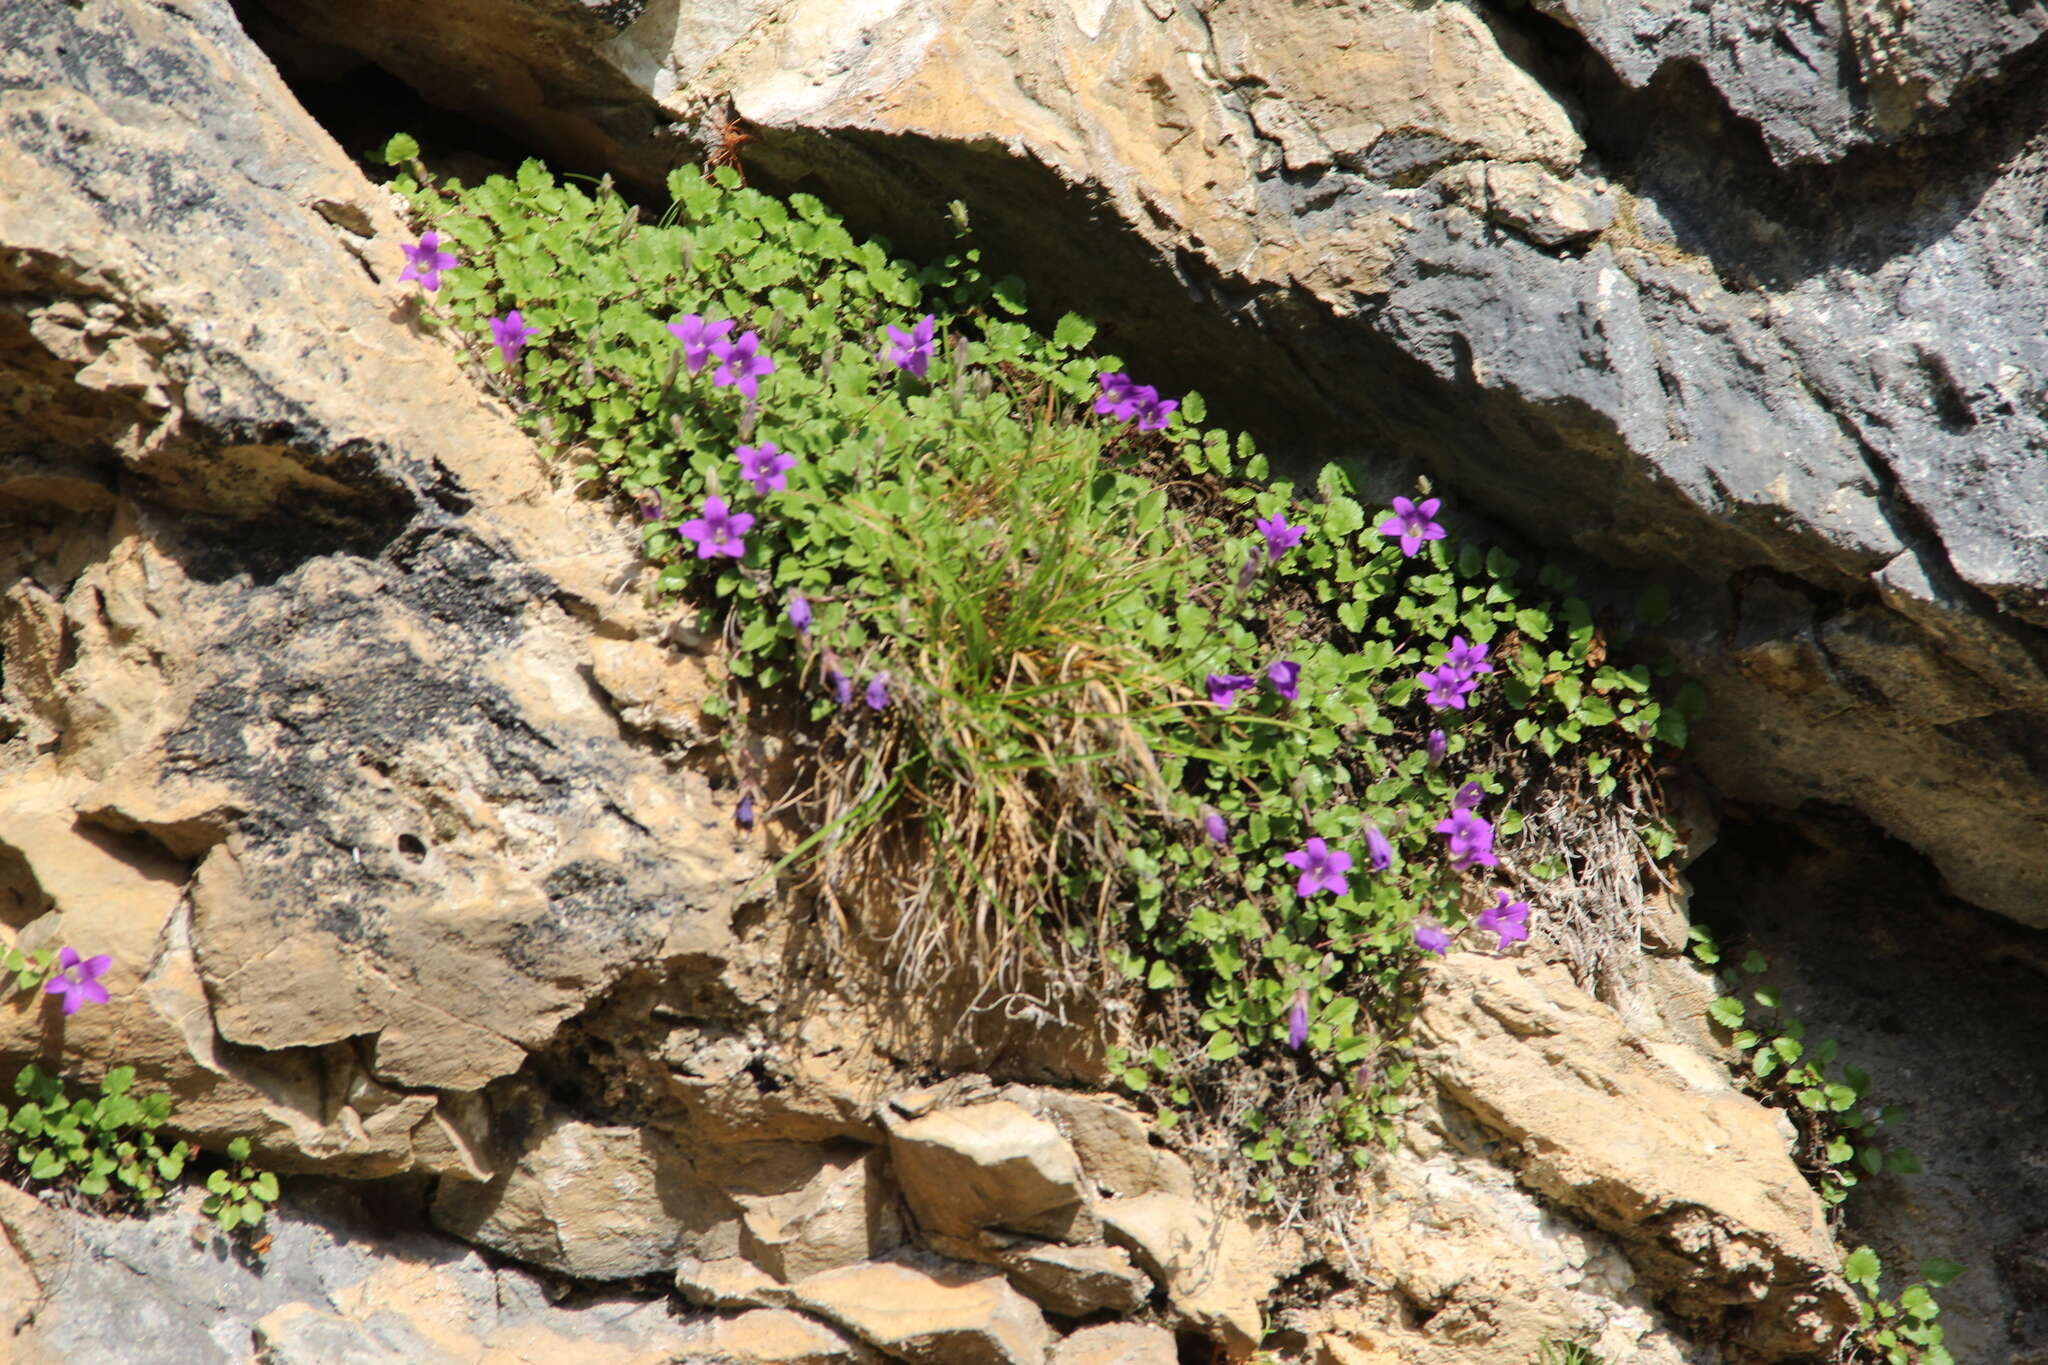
[788,594,812,634]
[1365,824,1394,872]
[1287,992,1310,1050]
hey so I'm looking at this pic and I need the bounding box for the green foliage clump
[387,138,1689,1194]
[202,1135,280,1233]
[1,1063,188,1204]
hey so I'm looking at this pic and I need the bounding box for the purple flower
[1365,824,1394,871]
[1426,728,1448,767]
[638,493,668,521]
[886,314,938,378]
[1413,921,1451,956]
[1476,891,1531,950]
[1454,781,1486,811]
[737,441,796,495]
[1206,672,1258,708]
[1093,371,1139,417]
[1284,837,1353,898]
[43,946,111,1016]
[1443,635,1493,678]
[788,594,812,634]
[1267,659,1301,701]
[1287,991,1310,1051]
[1203,809,1229,844]
[489,309,538,368]
[865,672,892,711]
[826,668,853,706]
[1253,512,1306,562]
[398,231,458,292]
[1417,665,1479,710]
[1237,553,1261,593]
[710,330,777,399]
[1126,385,1179,431]
[1434,808,1499,870]
[677,495,755,559]
[735,795,755,830]
[1378,496,1446,557]
[667,314,735,372]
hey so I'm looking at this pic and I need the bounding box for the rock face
[238,0,2048,931]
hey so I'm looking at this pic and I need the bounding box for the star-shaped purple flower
[865,672,892,711]
[667,314,736,372]
[1417,665,1479,710]
[1443,635,1494,678]
[1434,808,1498,870]
[1365,824,1394,871]
[1266,659,1301,701]
[737,441,796,494]
[1253,512,1306,562]
[1284,837,1353,898]
[1476,891,1531,950]
[677,495,754,559]
[1413,922,1451,956]
[398,231,458,293]
[1378,496,1445,557]
[788,594,812,634]
[1287,991,1310,1051]
[710,330,777,399]
[1094,371,1139,417]
[886,314,938,378]
[1126,385,1179,432]
[1206,672,1258,708]
[489,309,538,368]
[43,946,111,1016]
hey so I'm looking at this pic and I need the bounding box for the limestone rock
[688,1308,883,1365]
[888,1100,1093,1244]
[1010,1090,1194,1201]
[1098,1193,1273,1354]
[1413,954,1855,1357]
[792,1259,1054,1365]
[926,1230,1152,1319]
[432,1118,743,1280]
[737,1146,905,1283]
[1048,1323,1176,1365]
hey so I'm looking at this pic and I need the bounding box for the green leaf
[991,274,1028,315]
[1052,313,1096,351]
[251,1170,280,1203]
[1708,997,1746,1029]
[1206,1032,1240,1062]
[380,132,420,166]
[1919,1259,1965,1288]
[206,1169,232,1196]
[227,1135,252,1163]
[1885,1148,1922,1175]
[100,1067,135,1099]
[1899,1286,1938,1321]
[1844,1245,1882,1291]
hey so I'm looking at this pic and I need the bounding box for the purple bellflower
[1287,990,1310,1050]
[1126,385,1178,431]
[1426,728,1448,766]
[1284,837,1353,898]
[1094,371,1139,417]
[788,594,812,635]
[1365,824,1395,871]
[1253,512,1306,562]
[1207,672,1258,708]
[886,315,938,378]
[1454,781,1486,811]
[826,668,853,706]
[1417,665,1479,710]
[677,495,754,559]
[1443,635,1494,678]
[1267,659,1301,701]
[1435,808,1499,870]
[1203,809,1229,844]
[668,314,735,372]
[44,946,111,1016]
[710,331,777,399]
[865,672,892,711]
[1413,921,1452,956]
[489,310,538,368]
[1379,496,1446,557]
[737,441,796,494]
[398,231,458,292]
[1477,891,1531,950]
